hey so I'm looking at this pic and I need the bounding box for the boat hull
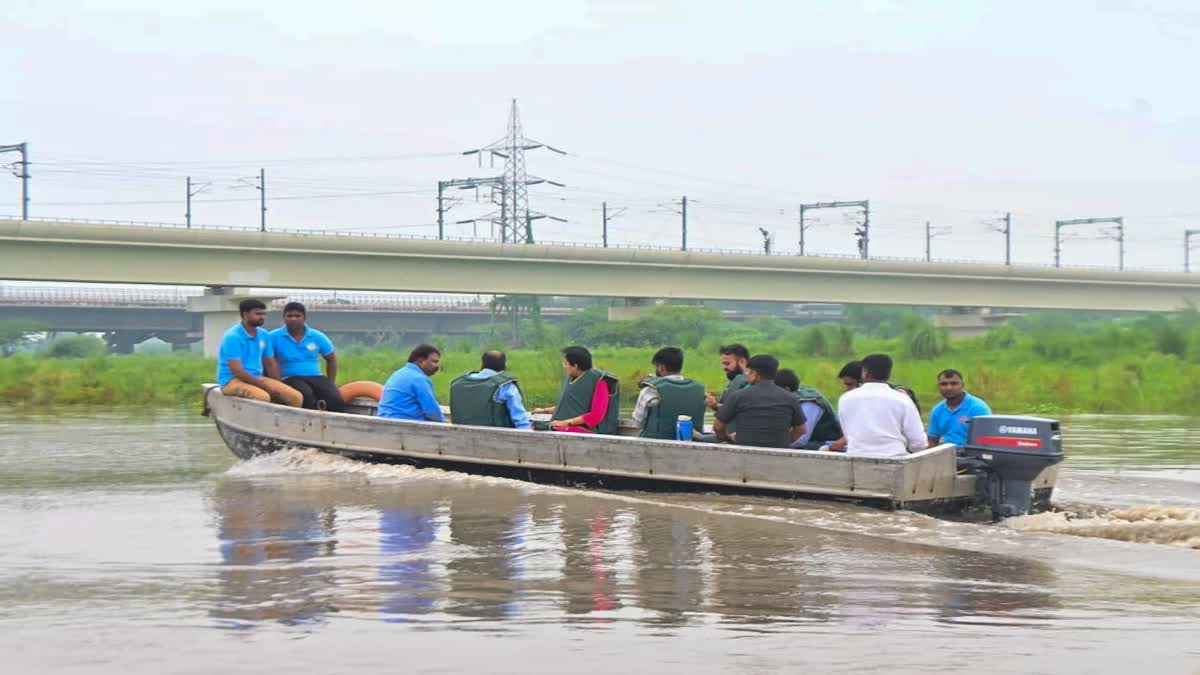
[204,386,1058,513]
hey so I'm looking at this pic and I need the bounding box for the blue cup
[675,415,694,441]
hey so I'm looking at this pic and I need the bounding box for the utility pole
[259,168,266,232]
[797,200,869,258]
[185,176,211,229]
[1,142,30,220]
[925,221,951,262]
[682,195,688,251]
[1186,229,1200,273]
[233,169,267,231]
[758,227,772,255]
[1054,216,1123,269]
[437,176,503,240]
[601,201,626,248]
[463,100,566,243]
[1000,212,1012,265]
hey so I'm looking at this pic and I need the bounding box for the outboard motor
[959,415,1064,519]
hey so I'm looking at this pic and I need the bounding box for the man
[838,360,863,392]
[631,347,707,440]
[836,353,927,458]
[449,350,532,429]
[714,354,806,448]
[531,346,621,434]
[839,358,920,413]
[269,302,344,412]
[927,368,992,447]
[775,368,842,450]
[705,344,751,412]
[216,298,302,407]
[379,344,445,422]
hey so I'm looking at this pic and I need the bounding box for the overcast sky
[3,0,1198,270]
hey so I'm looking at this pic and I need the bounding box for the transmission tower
[463,100,566,243]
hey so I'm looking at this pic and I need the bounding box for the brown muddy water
[0,410,1197,674]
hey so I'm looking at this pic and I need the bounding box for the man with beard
[216,298,302,406]
[269,301,344,412]
[704,343,751,412]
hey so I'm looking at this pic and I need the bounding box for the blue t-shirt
[379,363,446,422]
[216,323,273,387]
[927,392,992,447]
[269,325,334,379]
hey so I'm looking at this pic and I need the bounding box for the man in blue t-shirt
[216,298,303,407]
[269,301,344,412]
[927,368,992,448]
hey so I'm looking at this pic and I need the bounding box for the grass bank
[3,343,1199,415]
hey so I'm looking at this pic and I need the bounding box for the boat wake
[1004,505,1200,549]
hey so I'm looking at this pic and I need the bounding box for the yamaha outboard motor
[959,415,1064,519]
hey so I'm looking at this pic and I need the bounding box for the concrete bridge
[0,284,845,353]
[2,218,1196,310]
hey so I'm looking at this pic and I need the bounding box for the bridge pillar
[934,307,1024,338]
[186,287,285,358]
[607,298,656,321]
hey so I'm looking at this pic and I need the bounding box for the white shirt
[790,401,823,448]
[837,382,928,458]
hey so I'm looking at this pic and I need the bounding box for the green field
[4,304,1200,413]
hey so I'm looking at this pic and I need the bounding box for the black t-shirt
[715,381,805,448]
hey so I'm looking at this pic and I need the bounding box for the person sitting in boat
[216,298,303,407]
[448,350,532,430]
[838,358,921,413]
[774,368,842,450]
[268,301,345,413]
[713,354,806,448]
[927,368,992,448]
[378,344,445,422]
[630,347,707,440]
[835,353,927,458]
[531,346,620,434]
[704,343,751,412]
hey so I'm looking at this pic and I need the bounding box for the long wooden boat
[203,385,1060,515]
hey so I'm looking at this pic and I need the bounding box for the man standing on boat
[775,368,842,450]
[449,350,532,429]
[531,346,620,434]
[631,347,707,440]
[379,344,445,422]
[713,355,806,448]
[216,299,303,407]
[836,354,927,457]
[927,368,991,448]
[269,302,345,413]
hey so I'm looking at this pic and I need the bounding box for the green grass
[4,341,1200,415]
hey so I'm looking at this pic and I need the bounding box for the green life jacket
[720,372,749,403]
[718,371,750,433]
[793,385,843,443]
[551,369,621,434]
[449,371,520,428]
[638,375,708,440]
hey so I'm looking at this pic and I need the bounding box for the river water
[1,410,1197,674]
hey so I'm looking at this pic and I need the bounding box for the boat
[203,384,1063,518]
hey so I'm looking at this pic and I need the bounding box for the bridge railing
[1,215,1179,273]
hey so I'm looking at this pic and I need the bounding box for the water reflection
[211,480,339,627]
[208,471,1069,633]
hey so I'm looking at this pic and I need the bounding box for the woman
[531,346,620,434]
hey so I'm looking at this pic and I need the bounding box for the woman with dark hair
[531,346,620,434]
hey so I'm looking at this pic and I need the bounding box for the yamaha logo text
[997,425,1037,435]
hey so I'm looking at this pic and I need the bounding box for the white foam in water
[1005,505,1200,549]
[226,448,433,482]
